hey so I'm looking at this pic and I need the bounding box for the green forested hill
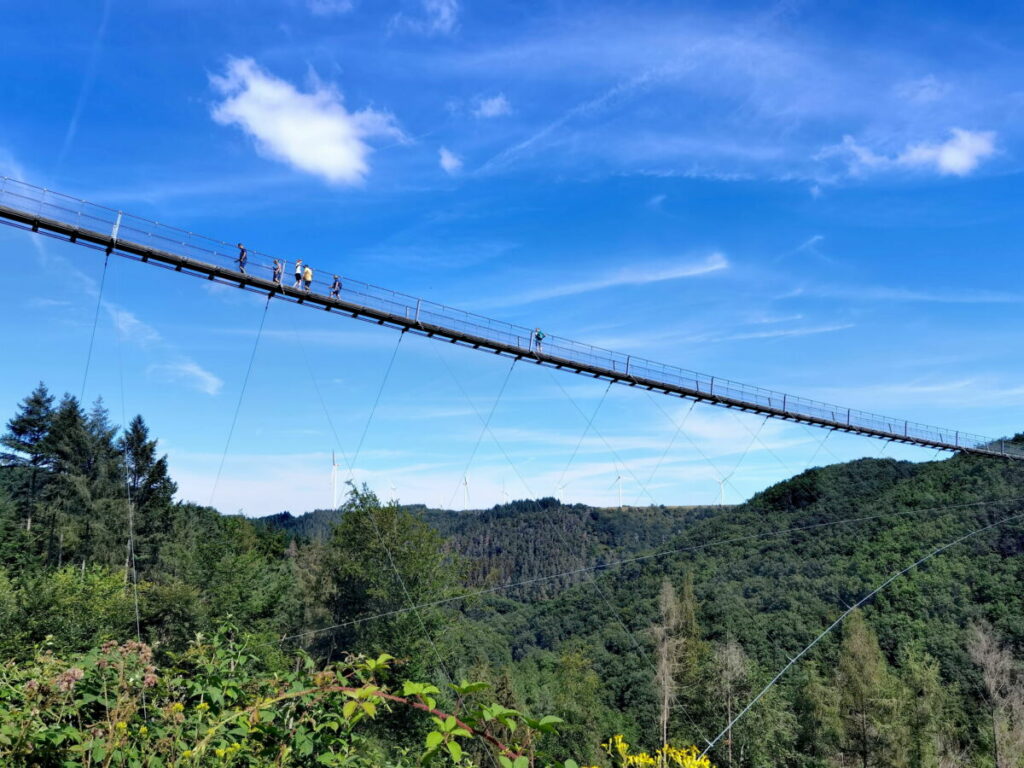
[3,381,1024,767]
[260,498,712,597]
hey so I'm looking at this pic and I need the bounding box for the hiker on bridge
[330,275,342,299]
[534,328,545,353]
[303,264,314,291]
[236,243,247,274]
[272,259,283,285]
[293,260,304,288]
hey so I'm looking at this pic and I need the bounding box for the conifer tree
[118,414,176,571]
[836,610,897,768]
[0,382,55,533]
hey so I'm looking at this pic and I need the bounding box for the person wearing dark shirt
[272,259,283,285]
[236,243,247,274]
[330,275,342,299]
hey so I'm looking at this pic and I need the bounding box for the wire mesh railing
[2,175,1021,459]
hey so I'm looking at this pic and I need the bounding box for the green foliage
[4,382,1024,766]
[0,630,578,768]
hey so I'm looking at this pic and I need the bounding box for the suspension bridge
[4,173,1024,763]
[0,174,1020,462]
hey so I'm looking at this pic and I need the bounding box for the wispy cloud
[717,323,854,342]
[819,128,998,177]
[56,0,112,170]
[307,0,354,16]
[473,94,511,118]
[787,284,1023,305]
[488,252,728,308]
[391,0,459,36]
[104,304,162,346]
[438,146,462,175]
[209,58,405,185]
[148,361,224,396]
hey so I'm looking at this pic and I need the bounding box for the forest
[2,381,1024,767]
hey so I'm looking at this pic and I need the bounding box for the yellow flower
[139,725,148,735]
[171,702,185,712]
[115,721,127,731]
[182,749,193,759]
[197,701,210,712]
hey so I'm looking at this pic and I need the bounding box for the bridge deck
[1,176,1020,461]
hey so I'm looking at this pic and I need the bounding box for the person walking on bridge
[303,264,314,292]
[236,243,247,274]
[534,328,545,353]
[272,259,283,285]
[293,260,304,288]
[330,275,342,299]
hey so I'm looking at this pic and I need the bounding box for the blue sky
[2,0,1023,516]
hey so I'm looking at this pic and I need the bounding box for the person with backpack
[534,328,545,353]
[236,243,247,274]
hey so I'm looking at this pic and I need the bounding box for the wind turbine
[331,450,340,509]
[609,473,623,510]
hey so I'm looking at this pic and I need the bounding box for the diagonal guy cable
[209,295,271,506]
[446,357,517,509]
[700,505,1024,759]
[80,253,110,402]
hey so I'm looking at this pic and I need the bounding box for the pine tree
[898,649,950,768]
[794,662,842,767]
[118,415,176,571]
[836,610,897,768]
[0,382,55,534]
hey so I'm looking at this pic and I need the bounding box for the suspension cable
[547,374,711,744]
[446,357,517,510]
[79,253,109,402]
[209,295,271,506]
[347,331,404,476]
[111,262,146,716]
[629,399,697,507]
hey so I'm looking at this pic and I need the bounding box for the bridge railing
[2,176,1021,460]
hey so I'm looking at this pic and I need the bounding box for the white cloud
[209,57,405,185]
[647,193,667,209]
[789,283,1023,305]
[438,146,463,174]
[149,360,224,396]
[898,128,997,176]
[820,128,997,177]
[307,0,354,15]
[104,304,162,346]
[392,0,459,35]
[718,323,854,342]
[474,94,511,118]
[488,252,728,307]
